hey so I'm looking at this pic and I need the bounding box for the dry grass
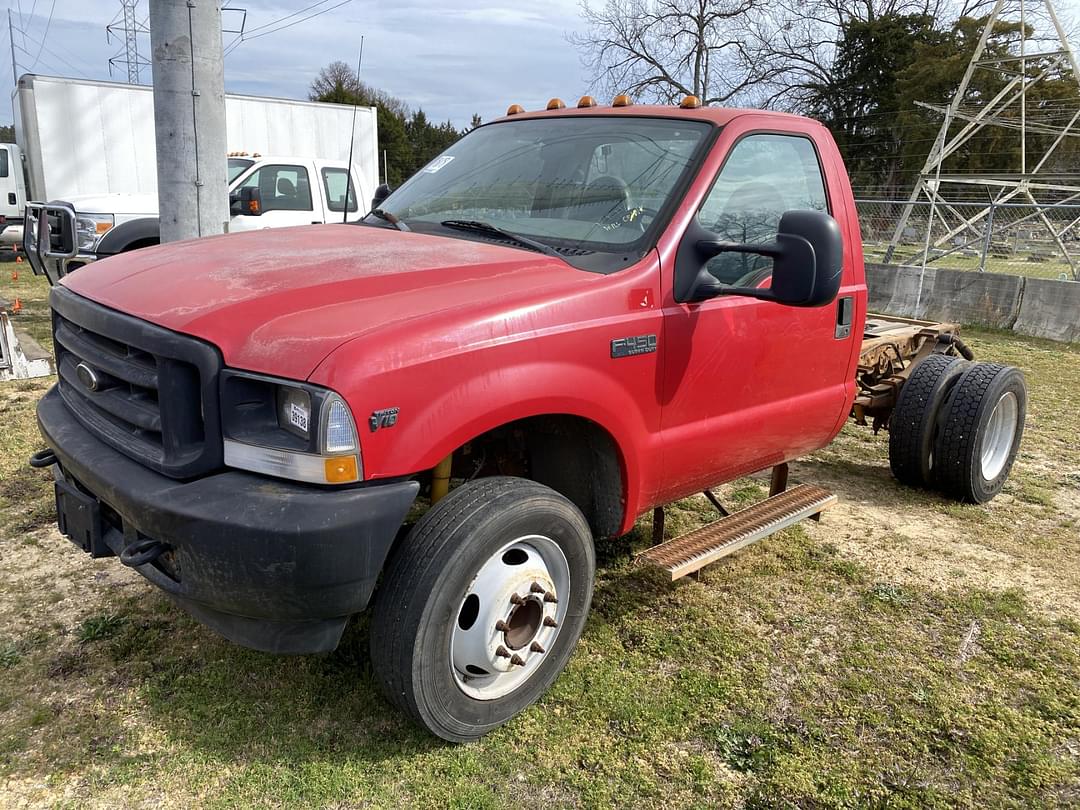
[1,269,1078,808]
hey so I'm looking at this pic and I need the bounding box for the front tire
[369,476,595,742]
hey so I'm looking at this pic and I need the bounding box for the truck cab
[0,143,29,247]
[32,98,892,741]
[23,154,366,282]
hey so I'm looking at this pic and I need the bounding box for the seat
[707,181,786,286]
[575,175,632,225]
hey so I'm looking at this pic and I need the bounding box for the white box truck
[11,74,378,278]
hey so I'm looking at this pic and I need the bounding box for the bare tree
[309,60,409,117]
[570,0,783,105]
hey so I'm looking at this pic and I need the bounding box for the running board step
[639,484,837,580]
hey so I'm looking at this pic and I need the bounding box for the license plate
[54,480,110,558]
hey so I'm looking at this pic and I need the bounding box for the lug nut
[495,620,510,632]
[543,617,558,628]
[543,592,558,604]
[530,641,545,654]
[510,654,526,666]
[510,593,525,606]
[496,645,511,659]
[530,582,545,594]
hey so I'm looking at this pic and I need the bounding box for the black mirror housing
[371,183,391,210]
[236,186,262,216]
[676,209,843,307]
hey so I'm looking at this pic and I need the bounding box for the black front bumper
[37,386,418,654]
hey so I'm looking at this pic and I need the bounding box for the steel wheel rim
[980,391,1018,481]
[450,534,570,700]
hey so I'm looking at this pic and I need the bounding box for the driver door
[230,163,318,232]
[656,132,852,503]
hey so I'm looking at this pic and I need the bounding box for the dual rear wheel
[889,356,1026,503]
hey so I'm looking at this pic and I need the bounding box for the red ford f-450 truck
[30,97,1026,741]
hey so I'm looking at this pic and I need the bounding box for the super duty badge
[611,334,657,358]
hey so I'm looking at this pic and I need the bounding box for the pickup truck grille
[50,286,223,478]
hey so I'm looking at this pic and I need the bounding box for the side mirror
[236,186,262,216]
[679,210,843,307]
[371,183,391,210]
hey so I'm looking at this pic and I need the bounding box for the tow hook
[28,448,57,468]
[119,538,169,568]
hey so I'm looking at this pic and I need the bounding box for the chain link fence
[855,199,1080,281]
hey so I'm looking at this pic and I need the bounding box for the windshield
[228,158,254,183]
[368,116,713,271]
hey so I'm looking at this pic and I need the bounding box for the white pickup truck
[26,154,368,282]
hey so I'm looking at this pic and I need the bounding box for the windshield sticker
[421,155,454,174]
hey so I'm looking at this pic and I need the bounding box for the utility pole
[149,0,228,243]
[7,10,17,85]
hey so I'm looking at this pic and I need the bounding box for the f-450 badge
[369,407,400,432]
[610,334,657,358]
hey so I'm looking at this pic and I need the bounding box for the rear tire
[889,354,970,487]
[369,476,595,742]
[933,363,1026,504]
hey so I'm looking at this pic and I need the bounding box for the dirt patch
[792,454,1080,619]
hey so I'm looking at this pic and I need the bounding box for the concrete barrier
[865,262,1078,344]
[1014,277,1080,343]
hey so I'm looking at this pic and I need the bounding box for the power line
[27,0,54,70]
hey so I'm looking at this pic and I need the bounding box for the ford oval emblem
[75,362,100,392]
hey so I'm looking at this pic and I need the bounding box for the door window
[0,148,8,178]
[697,134,828,286]
[238,164,313,212]
[321,167,358,213]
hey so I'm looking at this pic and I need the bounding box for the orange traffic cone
[12,297,22,314]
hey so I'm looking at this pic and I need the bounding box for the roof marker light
[612,94,633,107]
[577,95,597,108]
[547,98,566,110]
[679,95,702,109]
[506,104,525,116]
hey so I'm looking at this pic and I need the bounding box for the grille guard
[24,201,83,285]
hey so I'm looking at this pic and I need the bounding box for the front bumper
[36,386,418,653]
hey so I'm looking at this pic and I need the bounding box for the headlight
[75,213,114,251]
[220,371,362,485]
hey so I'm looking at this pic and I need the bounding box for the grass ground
[861,242,1077,281]
[1,269,1078,808]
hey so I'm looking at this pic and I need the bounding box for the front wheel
[369,476,595,742]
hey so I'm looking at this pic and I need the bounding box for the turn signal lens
[324,455,359,484]
[679,95,702,109]
[506,104,525,115]
[323,397,358,454]
[577,95,597,108]
[546,98,565,110]
[612,94,633,107]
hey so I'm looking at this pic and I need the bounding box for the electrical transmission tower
[884,0,1080,279]
[107,0,151,84]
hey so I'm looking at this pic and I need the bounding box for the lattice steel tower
[884,0,1080,278]
[107,0,150,84]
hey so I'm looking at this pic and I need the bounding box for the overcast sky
[1,0,592,127]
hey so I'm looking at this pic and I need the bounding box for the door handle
[834,295,854,340]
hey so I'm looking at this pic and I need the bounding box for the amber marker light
[577,95,597,108]
[506,104,525,115]
[324,455,359,484]
[547,98,566,110]
[612,94,633,107]
[679,95,702,109]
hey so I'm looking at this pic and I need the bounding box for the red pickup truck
[31,98,1025,741]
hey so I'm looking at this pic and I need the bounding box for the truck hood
[60,192,158,217]
[61,224,591,380]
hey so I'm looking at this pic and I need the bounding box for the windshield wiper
[440,219,562,258]
[370,208,410,232]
